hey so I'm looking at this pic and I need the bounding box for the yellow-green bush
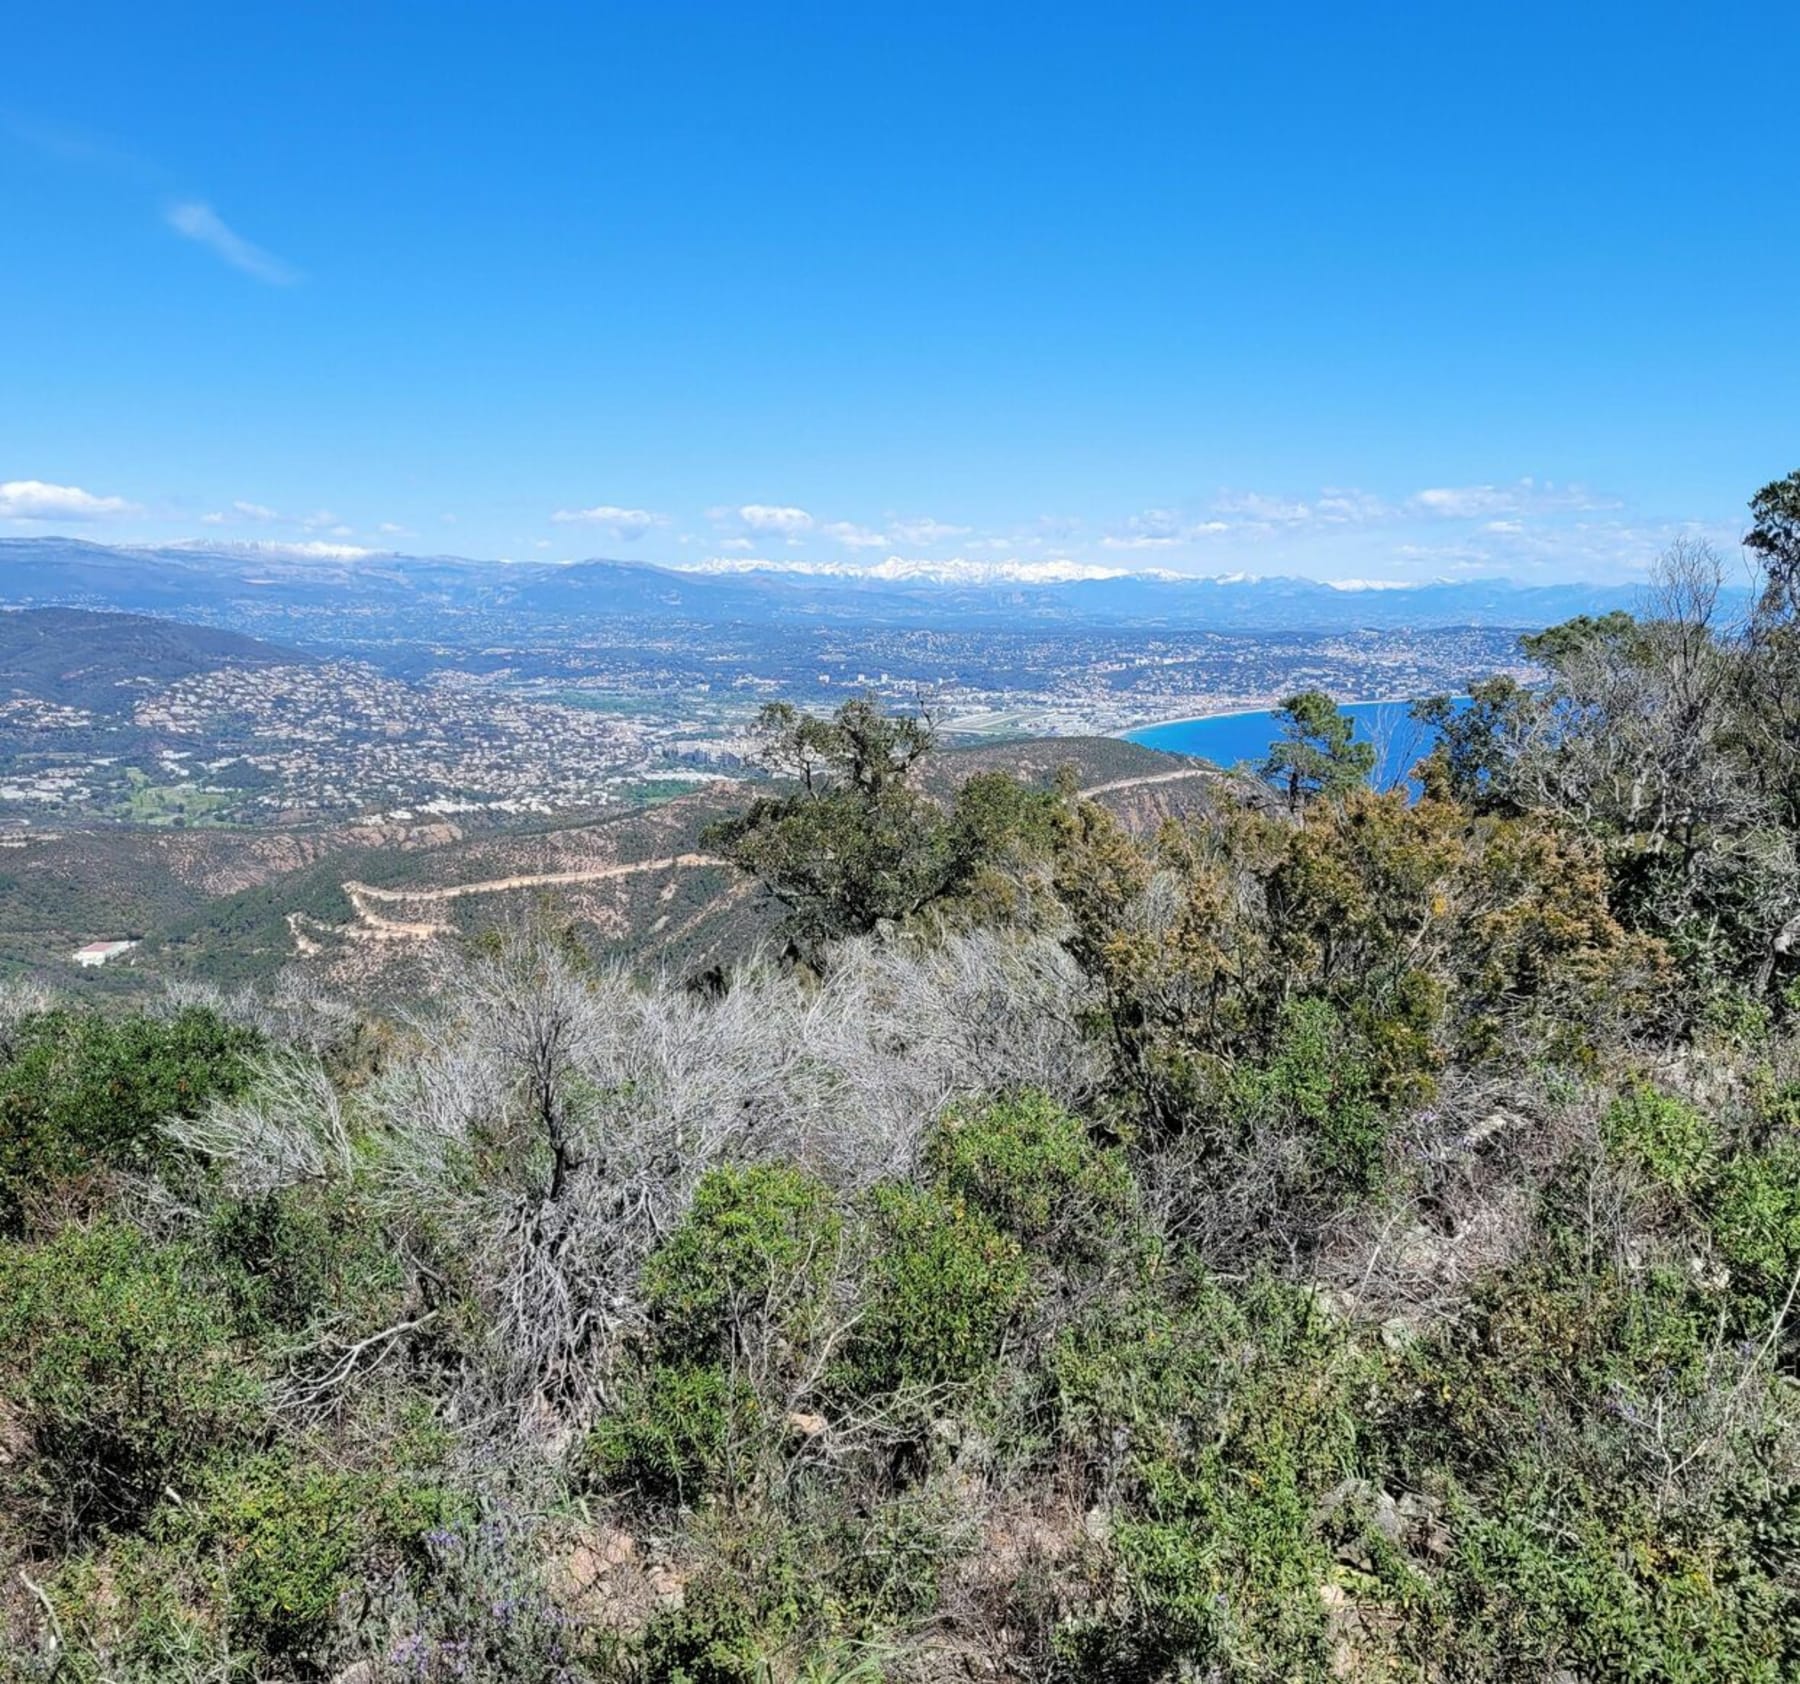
[839,1182,1030,1398]
[926,1090,1132,1261]
[0,1219,262,1542]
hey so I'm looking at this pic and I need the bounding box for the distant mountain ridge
[0,535,1651,633]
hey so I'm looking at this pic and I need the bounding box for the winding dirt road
[342,851,724,906]
[322,768,1213,947]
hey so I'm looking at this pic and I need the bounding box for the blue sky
[3,1,1794,583]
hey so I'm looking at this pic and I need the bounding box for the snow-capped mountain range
[0,535,1650,634]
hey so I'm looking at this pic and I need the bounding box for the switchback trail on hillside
[330,767,1216,942]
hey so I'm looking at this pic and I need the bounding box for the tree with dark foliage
[705,697,1061,948]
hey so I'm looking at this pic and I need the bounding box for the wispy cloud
[165,200,300,285]
[1101,509,1232,549]
[200,498,282,525]
[549,504,667,541]
[0,479,137,520]
[734,503,815,536]
[889,516,971,546]
[171,537,372,561]
[1212,490,1316,525]
[819,520,888,549]
[1409,479,1617,520]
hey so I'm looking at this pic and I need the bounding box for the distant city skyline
[4,2,1793,582]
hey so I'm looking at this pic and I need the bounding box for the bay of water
[1125,697,1457,792]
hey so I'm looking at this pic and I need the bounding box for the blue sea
[1125,697,1459,792]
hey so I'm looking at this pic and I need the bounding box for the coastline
[1118,693,1462,742]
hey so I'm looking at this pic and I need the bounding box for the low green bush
[211,1456,379,1663]
[1053,1269,1389,1677]
[1377,1190,1800,1682]
[645,1162,840,1364]
[585,1361,758,1505]
[839,1182,1030,1399]
[16,1533,224,1683]
[0,1219,262,1542]
[1709,1138,1800,1326]
[208,1182,403,1340]
[0,1006,260,1232]
[926,1090,1131,1261]
[640,1570,767,1684]
[1231,997,1387,1195]
[1604,1082,1718,1194]
[200,1451,463,1668]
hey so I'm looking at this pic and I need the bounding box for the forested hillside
[4,477,1800,1682]
[0,607,310,713]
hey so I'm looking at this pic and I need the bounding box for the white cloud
[1410,480,1616,521]
[1412,485,1517,518]
[172,538,374,561]
[1100,509,1234,549]
[1213,491,1315,525]
[377,521,413,537]
[1201,488,1388,531]
[889,516,972,546]
[201,499,283,526]
[1314,488,1392,523]
[735,504,814,536]
[819,520,889,549]
[0,479,137,521]
[549,504,666,541]
[677,554,1172,586]
[164,201,300,285]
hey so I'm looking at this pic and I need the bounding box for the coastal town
[0,616,1527,825]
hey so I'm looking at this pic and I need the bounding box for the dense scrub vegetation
[5,477,1800,1681]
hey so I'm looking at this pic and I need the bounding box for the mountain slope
[0,606,312,713]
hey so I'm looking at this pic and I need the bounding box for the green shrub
[0,1006,260,1232]
[1710,1139,1800,1322]
[839,1183,1030,1398]
[1052,1271,1386,1678]
[640,1571,767,1684]
[199,1451,462,1668]
[633,1509,907,1684]
[1377,1207,1800,1682]
[210,1456,378,1663]
[1232,997,1387,1195]
[1756,1076,1800,1135]
[645,1163,840,1363]
[1604,1083,1718,1194]
[0,1219,261,1541]
[926,1090,1131,1260]
[208,1182,403,1340]
[585,1361,757,1505]
[17,1533,225,1682]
